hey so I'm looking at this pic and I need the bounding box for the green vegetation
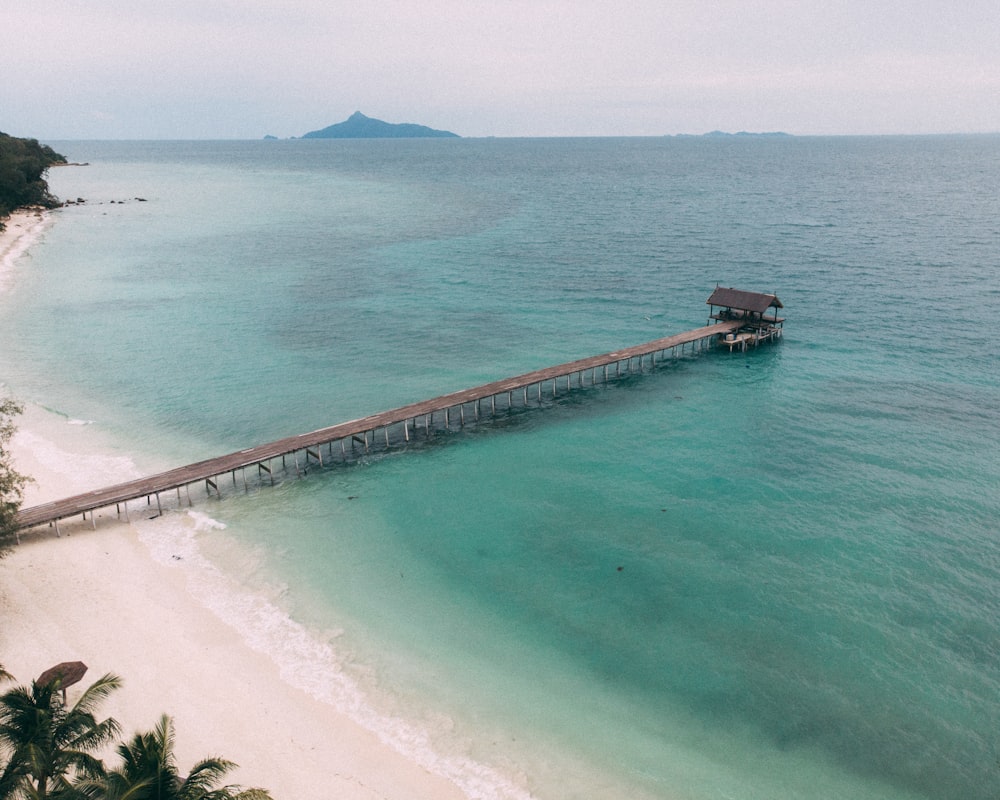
[0,399,30,555]
[0,672,121,798]
[99,714,272,800]
[0,668,273,800]
[0,132,66,228]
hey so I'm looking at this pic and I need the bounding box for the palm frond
[70,674,122,718]
[178,756,238,797]
[230,789,274,800]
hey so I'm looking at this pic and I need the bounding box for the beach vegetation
[0,671,272,800]
[0,398,31,556]
[0,672,121,799]
[98,714,272,800]
[0,133,66,228]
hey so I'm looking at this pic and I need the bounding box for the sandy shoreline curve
[0,214,479,799]
[0,208,52,293]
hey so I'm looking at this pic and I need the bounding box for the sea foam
[0,211,52,293]
[136,510,534,800]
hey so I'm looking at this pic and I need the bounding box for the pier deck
[15,320,742,534]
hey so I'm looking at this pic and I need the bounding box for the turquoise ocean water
[2,136,999,799]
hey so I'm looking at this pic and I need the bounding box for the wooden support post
[460,406,465,425]
[54,519,61,538]
[384,427,390,446]
[155,493,163,515]
[124,501,130,523]
[404,420,410,441]
[186,484,193,504]
[491,395,496,414]
[206,477,218,496]
[259,461,274,486]
[242,468,248,492]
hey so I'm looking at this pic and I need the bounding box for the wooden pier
[15,320,749,535]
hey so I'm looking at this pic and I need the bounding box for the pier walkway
[15,320,741,535]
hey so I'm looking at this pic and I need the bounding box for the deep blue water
[2,135,999,799]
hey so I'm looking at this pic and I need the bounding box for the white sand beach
[0,208,50,293]
[0,213,473,800]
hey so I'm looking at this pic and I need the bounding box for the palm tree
[100,714,271,800]
[0,665,16,800]
[0,672,121,799]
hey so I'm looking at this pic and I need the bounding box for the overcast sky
[3,0,998,139]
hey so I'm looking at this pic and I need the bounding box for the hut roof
[706,287,783,313]
[36,661,87,690]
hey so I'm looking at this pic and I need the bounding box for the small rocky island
[301,112,459,139]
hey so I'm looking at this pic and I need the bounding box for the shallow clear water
[3,136,999,799]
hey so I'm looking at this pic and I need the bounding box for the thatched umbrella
[36,661,88,704]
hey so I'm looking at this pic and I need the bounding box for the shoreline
[0,218,481,799]
[0,208,53,294]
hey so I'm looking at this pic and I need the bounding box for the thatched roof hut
[706,286,783,315]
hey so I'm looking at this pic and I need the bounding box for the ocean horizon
[3,135,999,799]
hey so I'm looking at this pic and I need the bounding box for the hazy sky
[3,0,998,139]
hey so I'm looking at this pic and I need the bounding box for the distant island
[301,112,459,139]
[671,131,793,138]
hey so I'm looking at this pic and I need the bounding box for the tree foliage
[0,672,273,800]
[0,398,30,555]
[99,714,272,800]
[0,133,66,226]
[0,672,122,799]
